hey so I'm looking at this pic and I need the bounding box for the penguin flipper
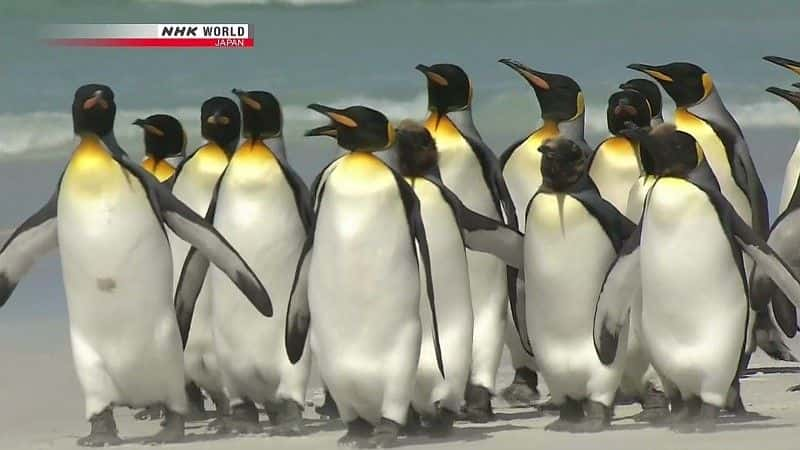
[106,148,273,318]
[392,171,445,378]
[730,209,800,311]
[432,178,532,355]
[433,179,524,269]
[276,161,314,235]
[310,157,343,211]
[0,188,59,308]
[286,239,312,364]
[174,247,210,348]
[593,227,641,365]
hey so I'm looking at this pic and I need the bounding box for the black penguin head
[416,63,472,114]
[395,120,438,178]
[232,89,282,140]
[630,124,701,177]
[539,138,587,191]
[606,90,651,135]
[200,96,241,151]
[72,84,116,136]
[766,87,800,112]
[619,78,662,118]
[133,114,186,160]
[763,56,800,76]
[499,59,584,122]
[627,62,713,108]
[306,104,394,152]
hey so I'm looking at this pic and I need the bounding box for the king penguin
[0,84,271,446]
[619,78,664,127]
[497,58,589,405]
[170,96,241,420]
[134,114,186,183]
[628,62,791,410]
[521,137,633,432]
[588,90,652,212]
[594,124,800,433]
[209,89,312,435]
[394,121,525,436]
[286,104,443,448]
[414,63,520,420]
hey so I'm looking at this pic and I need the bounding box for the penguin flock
[2,56,800,448]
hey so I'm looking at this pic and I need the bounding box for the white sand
[1,315,799,450]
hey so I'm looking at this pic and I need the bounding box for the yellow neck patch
[64,135,123,195]
[424,113,466,149]
[187,142,230,178]
[142,156,176,182]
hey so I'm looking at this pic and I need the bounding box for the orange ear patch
[328,112,358,128]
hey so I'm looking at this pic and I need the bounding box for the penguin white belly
[58,147,186,419]
[589,137,641,213]
[170,149,228,395]
[210,151,309,406]
[502,127,557,228]
[309,155,421,425]
[778,141,800,213]
[409,179,473,416]
[435,133,507,391]
[524,193,623,406]
[675,111,752,226]
[641,179,747,406]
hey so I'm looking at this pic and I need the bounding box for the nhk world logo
[44,24,253,48]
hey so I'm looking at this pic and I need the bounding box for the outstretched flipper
[104,144,273,319]
[432,177,532,356]
[286,240,312,364]
[593,227,641,365]
[0,188,59,307]
[391,170,445,378]
[433,179,524,269]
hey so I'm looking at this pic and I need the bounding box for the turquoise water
[0,0,799,318]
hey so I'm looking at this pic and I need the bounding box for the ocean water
[0,0,799,320]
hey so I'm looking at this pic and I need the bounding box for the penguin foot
[209,392,230,416]
[365,418,400,448]
[143,410,185,444]
[316,390,341,419]
[217,401,261,435]
[570,401,610,433]
[427,408,456,438]
[500,368,540,406]
[184,382,206,420]
[77,408,122,447]
[463,385,494,423]
[696,403,719,433]
[544,398,583,432]
[133,405,164,421]
[338,418,372,448]
[788,384,800,392]
[634,386,670,424]
[268,401,305,436]
[401,407,423,436]
[670,397,701,433]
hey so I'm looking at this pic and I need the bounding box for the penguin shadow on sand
[399,423,528,447]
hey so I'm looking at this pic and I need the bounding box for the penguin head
[624,124,701,178]
[538,138,587,191]
[133,114,186,160]
[763,56,800,76]
[72,84,116,137]
[619,78,662,119]
[201,96,241,151]
[766,87,800,112]
[627,62,712,107]
[232,89,282,140]
[395,120,438,178]
[307,104,395,152]
[606,90,651,135]
[416,64,472,114]
[499,59,583,122]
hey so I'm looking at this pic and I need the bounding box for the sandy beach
[2,311,798,450]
